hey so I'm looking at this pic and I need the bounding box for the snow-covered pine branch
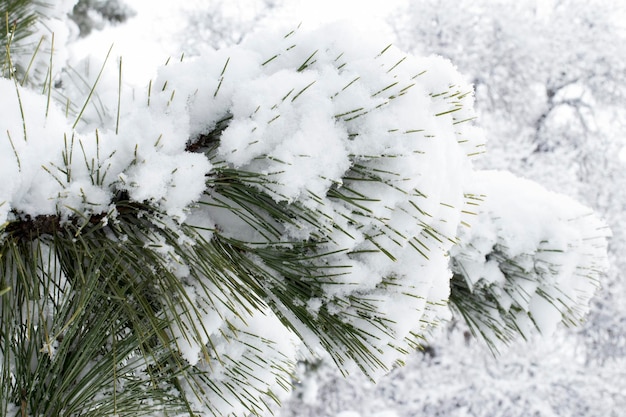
[450,170,610,351]
[0,13,610,417]
[1,0,75,86]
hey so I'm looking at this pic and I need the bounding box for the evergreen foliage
[0,2,610,416]
[449,172,609,351]
[1,0,42,53]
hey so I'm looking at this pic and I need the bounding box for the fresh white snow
[1,1,620,416]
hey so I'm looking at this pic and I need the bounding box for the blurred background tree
[69,0,136,37]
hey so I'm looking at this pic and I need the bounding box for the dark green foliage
[1,0,45,54]
[0,204,192,416]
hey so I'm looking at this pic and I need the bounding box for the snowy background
[60,0,626,416]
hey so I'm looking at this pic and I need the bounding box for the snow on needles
[0,76,211,224]
[2,21,481,370]
[451,170,610,345]
[0,20,610,415]
[156,24,490,383]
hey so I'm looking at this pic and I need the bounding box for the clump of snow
[451,170,610,344]
[168,267,299,416]
[0,69,211,225]
[185,306,299,416]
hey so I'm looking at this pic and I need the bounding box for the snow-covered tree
[0,3,610,416]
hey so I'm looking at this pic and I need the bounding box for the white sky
[70,0,407,83]
[275,0,407,29]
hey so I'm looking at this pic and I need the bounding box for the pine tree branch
[3,192,143,240]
